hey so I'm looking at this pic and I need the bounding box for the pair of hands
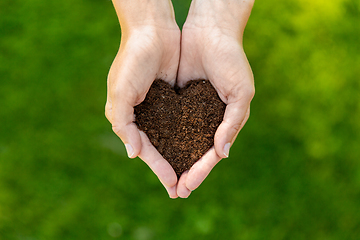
[105,0,255,198]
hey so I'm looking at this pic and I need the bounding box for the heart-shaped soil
[134,79,226,178]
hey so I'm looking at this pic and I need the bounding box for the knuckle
[112,125,124,138]
[243,84,255,101]
[231,123,242,133]
[249,85,255,99]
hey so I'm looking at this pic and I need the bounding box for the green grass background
[1,0,360,239]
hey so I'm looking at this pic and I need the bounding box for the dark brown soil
[134,79,226,178]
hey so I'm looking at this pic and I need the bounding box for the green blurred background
[1,0,359,239]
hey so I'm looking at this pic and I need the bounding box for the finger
[161,180,178,199]
[105,92,141,159]
[177,171,191,198]
[138,131,178,197]
[186,147,221,191]
[214,96,252,158]
[110,89,142,158]
[233,107,250,143]
[107,51,153,158]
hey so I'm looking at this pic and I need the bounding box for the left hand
[105,0,181,198]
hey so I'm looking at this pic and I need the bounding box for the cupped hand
[176,0,255,198]
[105,0,181,198]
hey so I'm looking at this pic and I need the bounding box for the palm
[176,23,254,194]
[108,27,180,103]
[178,25,253,97]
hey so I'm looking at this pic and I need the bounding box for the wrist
[112,0,178,34]
[186,0,254,36]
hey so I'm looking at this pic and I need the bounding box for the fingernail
[125,144,134,158]
[223,143,231,158]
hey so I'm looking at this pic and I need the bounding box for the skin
[176,0,255,197]
[105,0,180,198]
[105,0,255,199]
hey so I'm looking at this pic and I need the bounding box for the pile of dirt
[134,79,226,178]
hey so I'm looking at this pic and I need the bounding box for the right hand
[176,0,255,198]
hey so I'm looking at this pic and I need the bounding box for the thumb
[105,91,142,159]
[214,98,252,158]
